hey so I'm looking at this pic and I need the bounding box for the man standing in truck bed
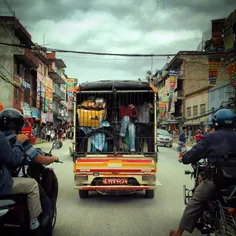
[119,103,138,152]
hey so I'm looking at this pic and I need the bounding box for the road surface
[36,140,200,236]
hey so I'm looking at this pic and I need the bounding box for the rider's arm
[23,141,58,165]
[182,135,211,164]
[0,132,25,167]
[34,154,58,165]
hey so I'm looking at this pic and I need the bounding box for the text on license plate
[102,178,128,185]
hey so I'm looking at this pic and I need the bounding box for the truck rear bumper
[74,185,155,191]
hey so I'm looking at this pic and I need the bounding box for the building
[0,16,70,135]
[208,82,234,121]
[0,16,38,114]
[46,51,68,126]
[156,50,231,131]
[184,86,211,132]
[67,78,78,122]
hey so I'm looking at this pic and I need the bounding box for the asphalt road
[36,140,200,236]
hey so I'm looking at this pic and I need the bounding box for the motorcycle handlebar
[36,148,63,163]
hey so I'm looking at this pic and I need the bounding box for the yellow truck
[71,80,158,198]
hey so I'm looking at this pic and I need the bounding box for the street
[36,140,200,236]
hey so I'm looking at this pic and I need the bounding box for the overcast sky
[0,0,235,83]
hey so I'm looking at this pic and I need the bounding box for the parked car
[157,129,173,147]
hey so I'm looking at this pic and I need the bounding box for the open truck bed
[72,80,158,198]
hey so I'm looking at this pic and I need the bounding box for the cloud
[0,0,235,82]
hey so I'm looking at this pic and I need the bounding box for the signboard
[41,112,47,124]
[22,79,30,90]
[67,78,75,93]
[208,54,223,84]
[169,76,177,92]
[224,53,236,88]
[159,102,166,117]
[31,107,40,119]
[13,75,22,87]
[45,77,53,89]
[68,97,73,111]
[23,105,32,118]
[47,112,54,122]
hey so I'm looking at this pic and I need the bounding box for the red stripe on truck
[75,169,155,173]
[76,159,153,163]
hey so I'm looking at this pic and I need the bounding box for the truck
[71,80,158,199]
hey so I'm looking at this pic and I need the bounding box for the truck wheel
[145,190,154,199]
[79,190,89,199]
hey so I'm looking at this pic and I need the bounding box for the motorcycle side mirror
[52,140,63,150]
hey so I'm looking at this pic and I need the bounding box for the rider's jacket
[182,128,236,167]
[0,132,25,195]
[3,132,39,177]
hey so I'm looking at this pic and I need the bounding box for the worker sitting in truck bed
[119,103,138,152]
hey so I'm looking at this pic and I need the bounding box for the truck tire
[145,190,154,199]
[79,190,89,199]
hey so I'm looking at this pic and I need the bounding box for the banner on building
[159,102,166,117]
[41,112,47,124]
[68,97,73,111]
[169,76,177,92]
[47,112,54,122]
[224,10,236,53]
[208,54,223,84]
[22,79,30,90]
[31,107,40,119]
[67,78,75,93]
[45,77,53,89]
[224,53,236,88]
[13,75,22,87]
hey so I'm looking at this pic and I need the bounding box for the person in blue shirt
[170,109,236,236]
[0,108,58,232]
[179,126,187,145]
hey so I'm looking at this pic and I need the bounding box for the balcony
[53,84,64,101]
[49,70,66,84]
[15,48,38,69]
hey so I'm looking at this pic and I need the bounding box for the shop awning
[184,122,201,126]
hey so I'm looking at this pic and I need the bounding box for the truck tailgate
[74,155,156,173]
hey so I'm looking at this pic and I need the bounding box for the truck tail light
[74,175,88,181]
[142,175,156,181]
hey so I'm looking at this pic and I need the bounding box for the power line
[3,0,15,16]
[0,41,217,58]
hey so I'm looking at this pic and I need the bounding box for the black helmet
[212,109,236,129]
[0,108,24,134]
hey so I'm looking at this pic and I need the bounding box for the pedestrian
[46,128,51,142]
[177,126,187,160]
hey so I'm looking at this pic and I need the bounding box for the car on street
[157,129,173,147]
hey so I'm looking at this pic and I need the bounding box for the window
[24,91,30,104]
[187,107,191,117]
[44,66,47,76]
[200,104,206,115]
[193,105,198,116]
[14,87,20,102]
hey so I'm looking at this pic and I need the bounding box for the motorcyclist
[0,108,59,232]
[170,108,236,236]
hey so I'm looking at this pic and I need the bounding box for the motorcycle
[0,140,63,236]
[183,158,236,236]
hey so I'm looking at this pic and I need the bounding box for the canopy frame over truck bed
[72,80,158,199]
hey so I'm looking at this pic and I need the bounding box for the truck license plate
[102,178,128,185]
